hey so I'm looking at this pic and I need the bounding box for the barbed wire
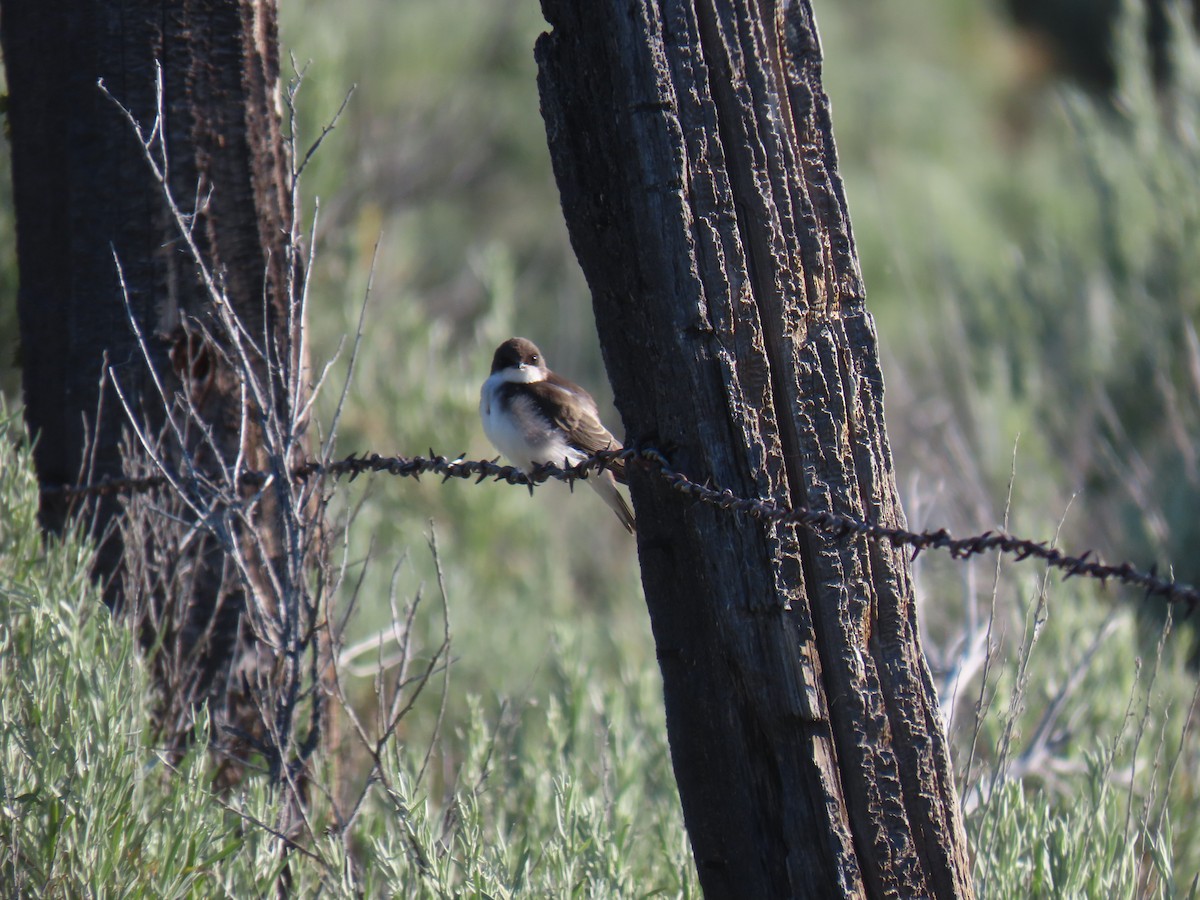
[40,446,1200,609]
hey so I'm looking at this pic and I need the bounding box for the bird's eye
[530,355,539,364]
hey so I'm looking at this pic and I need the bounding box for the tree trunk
[536,1,974,897]
[2,0,304,767]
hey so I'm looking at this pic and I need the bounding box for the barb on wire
[39,445,1200,609]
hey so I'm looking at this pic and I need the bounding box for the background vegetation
[2,0,1199,895]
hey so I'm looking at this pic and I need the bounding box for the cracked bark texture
[536,1,974,897]
[2,0,298,759]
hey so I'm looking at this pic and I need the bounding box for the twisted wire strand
[39,446,1200,608]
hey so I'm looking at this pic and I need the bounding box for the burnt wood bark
[536,1,974,897]
[1,0,301,760]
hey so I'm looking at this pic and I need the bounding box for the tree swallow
[480,337,635,533]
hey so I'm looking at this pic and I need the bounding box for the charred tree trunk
[2,0,307,773]
[536,1,973,897]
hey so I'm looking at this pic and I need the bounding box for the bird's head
[490,337,548,383]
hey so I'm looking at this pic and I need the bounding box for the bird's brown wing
[528,375,627,482]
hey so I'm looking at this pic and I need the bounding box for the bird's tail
[590,471,635,534]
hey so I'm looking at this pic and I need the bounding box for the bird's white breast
[480,373,581,472]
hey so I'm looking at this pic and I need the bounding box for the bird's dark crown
[491,337,544,373]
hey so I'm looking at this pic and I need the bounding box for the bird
[480,337,635,533]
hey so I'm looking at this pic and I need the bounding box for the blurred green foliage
[824,1,1200,583]
[0,409,280,896]
[0,409,695,895]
